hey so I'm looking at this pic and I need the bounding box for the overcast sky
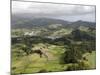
[12,1,96,22]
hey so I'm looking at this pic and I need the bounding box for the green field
[12,44,67,74]
[12,42,96,74]
[84,51,96,69]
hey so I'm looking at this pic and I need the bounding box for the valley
[11,17,96,74]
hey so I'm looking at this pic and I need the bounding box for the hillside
[11,13,96,74]
[11,13,95,29]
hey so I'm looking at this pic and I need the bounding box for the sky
[12,1,96,22]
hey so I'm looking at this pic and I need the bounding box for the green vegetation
[83,51,96,69]
[11,22,96,74]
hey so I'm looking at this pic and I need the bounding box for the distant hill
[70,20,96,29]
[11,13,70,29]
[11,13,96,29]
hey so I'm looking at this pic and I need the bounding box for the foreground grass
[12,54,68,74]
[85,51,96,69]
[12,43,96,74]
[12,45,67,74]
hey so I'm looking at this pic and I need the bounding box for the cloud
[29,3,95,16]
[12,1,95,22]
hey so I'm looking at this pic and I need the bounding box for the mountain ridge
[11,14,96,29]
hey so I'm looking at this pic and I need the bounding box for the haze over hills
[11,13,96,29]
[11,18,70,29]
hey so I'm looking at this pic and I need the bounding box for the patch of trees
[60,43,92,70]
[60,44,82,64]
[11,35,70,46]
[60,40,95,64]
[53,37,71,45]
[65,60,90,71]
[12,36,53,44]
[71,29,95,41]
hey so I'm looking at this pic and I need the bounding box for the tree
[21,35,33,55]
[66,60,90,71]
[61,44,82,64]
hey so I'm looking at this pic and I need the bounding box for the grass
[11,44,67,74]
[12,54,67,73]
[12,43,96,74]
[51,28,73,36]
[85,51,96,69]
[82,51,96,69]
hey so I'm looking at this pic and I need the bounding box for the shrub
[61,44,82,64]
[66,60,90,71]
[38,69,48,73]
